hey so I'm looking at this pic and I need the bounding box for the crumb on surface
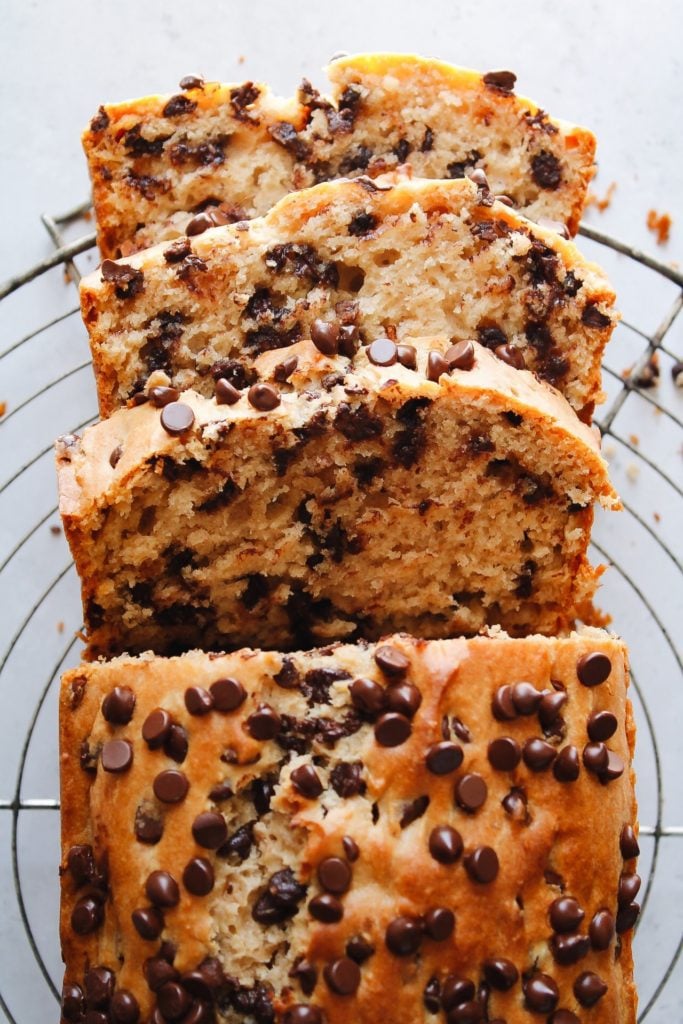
[50,524,62,535]
[626,463,640,483]
[631,351,660,388]
[57,621,65,634]
[603,443,616,459]
[586,181,617,213]
[629,434,639,446]
[653,511,661,523]
[0,401,6,417]
[238,54,246,64]
[646,209,672,245]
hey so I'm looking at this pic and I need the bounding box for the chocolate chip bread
[56,338,617,658]
[83,52,596,259]
[59,631,638,1024]
[79,176,616,422]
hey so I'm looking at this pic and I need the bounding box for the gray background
[0,0,681,1021]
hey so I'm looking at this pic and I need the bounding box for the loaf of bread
[83,52,596,259]
[56,338,617,658]
[59,631,638,1024]
[79,176,616,422]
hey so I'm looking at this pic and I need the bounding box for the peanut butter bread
[83,53,596,259]
[79,176,616,421]
[59,631,638,1024]
[56,339,617,658]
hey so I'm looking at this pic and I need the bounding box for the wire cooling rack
[0,204,681,1022]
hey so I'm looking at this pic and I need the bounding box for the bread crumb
[586,182,616,213]
[646,209,672,245]
[653,512,661,523]
[0,401,6,418]
[626,463,640,483]
[628,434,639,447]
[630,351,660,388]
[57,621,65,634]
[238,55,246,65]
[50,524,62,536]
[603,443,616,459]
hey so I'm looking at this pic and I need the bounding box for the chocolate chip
[455,773,488,811]
[149,386,180,408]
[553,744,580,782]
[252,868,307,925]
[550,932,590,965]
[179,75,204,90]
[71,896,104,935]
[157,981,192,1020]
[602,750,625,781]
[289,959,318,996]
[132,906,164,940]
[143,708,172,748]
[574,972,608,1007]
[153,769,189,803]
[483,70,517,92]
[342,836,360,862]
[531,150,562,190]
[163,238,192,263]
[385,681,422,718]
[399,794,430,829]
[523,737,557,771]
[510,681,542,714]
[309,893,344,923]
[192,811,228,849]
[549,896,584,932]
[426,741,463,775]
[146,871,180,908]
[164,723,188,763]
[429,825,463,864]
[577,652,612,686]
[581,303,611,329]
[208,677,246,712]
[248,383,281,411]
[524,973,559,1013]
[374,644,410,677]
[482,958,519,991]
[102,686,136,725]
[424,906,455,941]
[397,344,417,369]
[109,990,140,1023]
[84,966,115,1008]
[184,686,214,715]
[350,677,386,716]
[282,1008,322,1024]
[246,704,281,740]
[186,210,228,236]
[441,975,476,1012]
[101,259,144,300]
[538,690,567,730]
[346,935,374,963]
[367,338,398,366]
[583,741,609,774]
[619,872,641,905]
[616,901,640,933]
[502,787,528,821]
[101,739,133,773]
[109,444,123,468]
[310,319,340,356]
[160,402,195,436]
[135,808,163,845]
[487,736,521,771]
[374,712,411,747]
[66,843,96,886]
[323,957,360,995]
[317,856,352,894]
[290,764,323,799]
[215,378,241,405]
[620,824,640,859]
[427,350,449,382]
[589,908,615,949]
[495,344,525,369]
[444,340,476,371]
[183,857,214,896]
[464,846,499,883]
[492,685,516,720]
[385,916,423,956]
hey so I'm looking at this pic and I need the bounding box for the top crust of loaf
[83,51,596,258]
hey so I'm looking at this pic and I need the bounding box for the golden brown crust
[83,52,596,258]
[59,632,637,1023]
[79,176,617,420]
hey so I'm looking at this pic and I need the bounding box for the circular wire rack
[0,205,681,1021]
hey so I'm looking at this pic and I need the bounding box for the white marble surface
[0,1,681,1021]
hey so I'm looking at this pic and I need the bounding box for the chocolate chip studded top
[60,632,635,1024]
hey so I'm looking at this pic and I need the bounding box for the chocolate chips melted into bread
[56,341,617,658]
[59,633,638,1024]
[83,53,596,259]
[80,177,616,421]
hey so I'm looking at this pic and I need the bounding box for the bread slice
[56,338,617,658]
[59,631,638,1024]
[80,176,616,422]
[83,52,596,259]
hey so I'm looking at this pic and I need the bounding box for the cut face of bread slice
[83,52,596,258]
[80,176,616,421]
[56,340,617,658]
[59,631,638,1024]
